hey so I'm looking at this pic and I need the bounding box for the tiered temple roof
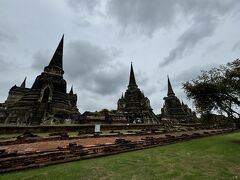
[5,36,80,125]
[161,76,196,123]
[117,63,159,124]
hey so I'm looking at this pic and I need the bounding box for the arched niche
[39,85,53,103]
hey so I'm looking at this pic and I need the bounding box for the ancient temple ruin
[0,34,199,125]
[0,103,7,123]
[4,35,80,125]
[161,76,196,123]
[117,63,159,124]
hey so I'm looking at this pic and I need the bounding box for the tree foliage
[183,59,240,122]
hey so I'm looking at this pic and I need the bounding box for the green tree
[183,59,240,123]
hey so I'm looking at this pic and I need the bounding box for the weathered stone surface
[117,63,159,124]
[0,103,7,123]
[49,132,69,139]
[161,76,197,123]
[4,36,80,125]
[115,138,131,144]
[0,149,6,154]
[0,129,234,173]
[16,131,39,140]
[79,110,127,124]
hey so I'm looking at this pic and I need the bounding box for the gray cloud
[0,28,17,44]
[232,42,240,51]
[67,0,103,28]
[107,0,177,36]
[160,0,239,66]
[179,0,239,15]
[72,17,91,27]
[65,40,111,79]
[0,54,18,73]
[32,39,128,96]
[1,0,239,113]
[0,55,22,102]
[82,63,128,95]
[161,15,217,66]
[202,42,223,57]
[66,0,240,67]
[67,0,99,13]
[31,40,112,76]
[105,0,239,65]
[173,64,217,84]
[32,51,49,71]
[135,71,148,87]
[107,0,239,36]
[160,64,217,97]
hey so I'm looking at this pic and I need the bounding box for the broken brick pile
[0,128,234,173]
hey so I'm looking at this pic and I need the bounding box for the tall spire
[167,75,175,96]
[48,34,64,69]
[20,77,26,88]
[128,62,137,87]
[181,100,184,106]
[69,85,73,94]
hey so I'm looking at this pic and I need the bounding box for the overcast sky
[0,0,240,114]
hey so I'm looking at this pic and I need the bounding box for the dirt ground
[0,130,216,154]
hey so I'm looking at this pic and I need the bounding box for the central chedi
[117,63,159,124]
[5,35,80,125]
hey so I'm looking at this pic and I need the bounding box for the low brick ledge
[0,128,235,173]
[0,128,218,146]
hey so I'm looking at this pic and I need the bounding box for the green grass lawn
[1,132,240,180]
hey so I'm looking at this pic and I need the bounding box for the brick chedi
[117,63,159,124]
[0,103,7,123]
[161,76,196,123]
[5,35,80,125]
